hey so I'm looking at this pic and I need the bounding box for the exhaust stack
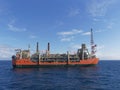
[47,42,50,55]
[36,42,39,53]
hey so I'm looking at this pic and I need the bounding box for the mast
[91,28,94,54]
[91,28,96,58]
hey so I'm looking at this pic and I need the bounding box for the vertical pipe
[67,51,69,65]
[28,44,30,58]
[48,42,50,55]
[36,42,39,53]
[36,42,40,63]
[48,42,50,52]
[20,50,22,59]
[82,49,84,60]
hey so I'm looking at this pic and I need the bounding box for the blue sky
[0,0,120,60]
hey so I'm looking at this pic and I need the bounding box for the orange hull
[12,58,99,68]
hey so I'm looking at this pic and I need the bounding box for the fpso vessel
[12,29,99,68]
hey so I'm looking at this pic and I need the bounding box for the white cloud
[95,29,104,33]
[93,18,100,22]
[61,36,74,42]
[58,29,82,36]
[95,28,111,33]
[8,24,26,32]
[57,29,82,42]
[93,18,107,22]
[97,45,105,50]
[0,45,15,60]
[68,8,80,17]
[72,44,81,49]
[107,22,114,29]
[8,20,27,32]
[88,0,116,17]
[29,35,37,39]
[82,32,91,35]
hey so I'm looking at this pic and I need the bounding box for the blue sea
[0,60,120,90]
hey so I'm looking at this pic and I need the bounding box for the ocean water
[0,60,120,90]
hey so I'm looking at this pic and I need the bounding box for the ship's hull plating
[12,58,99,68]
